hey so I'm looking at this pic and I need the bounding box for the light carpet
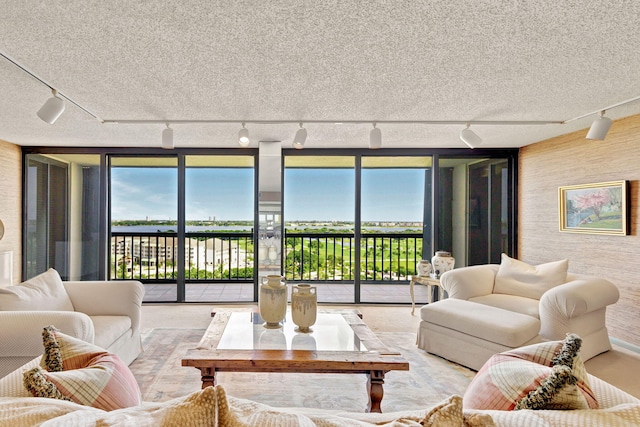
[129,328,477,413]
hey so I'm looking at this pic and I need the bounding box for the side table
[410,275,444,315]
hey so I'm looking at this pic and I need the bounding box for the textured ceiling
[1,1,640,150]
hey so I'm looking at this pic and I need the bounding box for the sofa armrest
[540,277,619,320]
[0,311,95,359]
[439,264,499,299]
[63,280,144,336]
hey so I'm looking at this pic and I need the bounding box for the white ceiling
[2,1,640,150]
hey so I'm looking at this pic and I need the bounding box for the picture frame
[558,180,628,235]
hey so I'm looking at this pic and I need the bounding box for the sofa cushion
[421,299,540,348]
[24,326,141,411]
[0,269,74,311]
[469,294,540,318]
[463,333,597,411]
[494,254,568,300]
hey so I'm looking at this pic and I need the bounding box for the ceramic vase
[258,241,268,263]
[267,244,278,264]
[416,260,432,276]
[291,284,317,333]
[259,275,287,328]
[431,251,455,278]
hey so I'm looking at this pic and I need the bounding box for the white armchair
[439,261,620,361]
[0,269,144,378]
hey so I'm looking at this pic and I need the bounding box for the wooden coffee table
[181,309,409,413]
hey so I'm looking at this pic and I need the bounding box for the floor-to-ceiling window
[283,155,356,302]
[437,156,513,267]
[24,153,102,280]
[360,156,432,303]
[184,155,255,302]
[109,156,179,300]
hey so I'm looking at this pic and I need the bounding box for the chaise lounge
[417,254,620,370]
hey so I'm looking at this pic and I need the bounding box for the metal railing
[110,230,424,283]
[110,231,253,282]
[284,232,423,282]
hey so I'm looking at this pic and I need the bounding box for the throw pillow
[494,253,568,300]
[463,333,598,411]
[24,326,141,411]
[0,268,74,311]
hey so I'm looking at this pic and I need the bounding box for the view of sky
[111,167,426,222]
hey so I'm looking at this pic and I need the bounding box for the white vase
[431,251,455,278]
[259,275,287,328]
[267,245,278,264]
[291,284,317,333]
[258,242,268,262]
[416,260,432,276]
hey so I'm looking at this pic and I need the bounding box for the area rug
[129,328,477,412]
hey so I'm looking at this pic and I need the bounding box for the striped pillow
[463,333,598,411]
[23,326,141,411]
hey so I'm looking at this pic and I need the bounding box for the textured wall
[0,140,21,284]
[519,114,640,347]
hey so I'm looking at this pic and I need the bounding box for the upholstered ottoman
[416,299,542,370]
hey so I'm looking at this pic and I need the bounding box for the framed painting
[558,180,628,235]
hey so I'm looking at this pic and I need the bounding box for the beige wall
[519,114,640,347]
[0,139,21,284]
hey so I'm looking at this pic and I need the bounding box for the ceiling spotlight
[460,124,482,149]
[369,123,382,149]
[586,111,613,140]
[162,124,174,149]
[293,123,307,149]
[238,123,250,147]
[37,89,66,124]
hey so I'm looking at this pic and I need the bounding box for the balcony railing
[110,231,424,283]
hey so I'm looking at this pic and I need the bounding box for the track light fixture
[37,89,66,124]
[369,123,382,149]
[238,123,250,147]
[586,111,613,140]
[162,124,174,149]
[459,124,483,149]
[293,123,307,149]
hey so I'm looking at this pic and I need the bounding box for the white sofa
[417,256,619,370]
[0,268,144,378]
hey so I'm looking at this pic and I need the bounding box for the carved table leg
[366,370,385,413]
[200,367,216,389]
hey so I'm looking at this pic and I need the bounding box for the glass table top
[216,311,366,351]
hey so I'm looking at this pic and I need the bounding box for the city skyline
[111,167,426,222]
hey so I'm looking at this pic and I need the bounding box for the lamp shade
[586,116,612,140]
[369,127,382,149]
[460,127,482,149]
[293,127,307,149]
[162,127,174,149]
[37,95,65,124]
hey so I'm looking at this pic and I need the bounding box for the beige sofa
[0,360,638,426]
[417,257,619,370]
[0,268,144,378]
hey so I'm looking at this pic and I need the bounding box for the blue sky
[111,167,426,222]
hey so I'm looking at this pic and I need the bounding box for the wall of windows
[22,147,517,304]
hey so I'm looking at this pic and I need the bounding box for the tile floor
[143,282,436,305]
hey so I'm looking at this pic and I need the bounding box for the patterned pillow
[24,326,141,411]
[463,333,598,411]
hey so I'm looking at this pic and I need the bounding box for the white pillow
[0,269,74,311]
[494,254,568,300]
